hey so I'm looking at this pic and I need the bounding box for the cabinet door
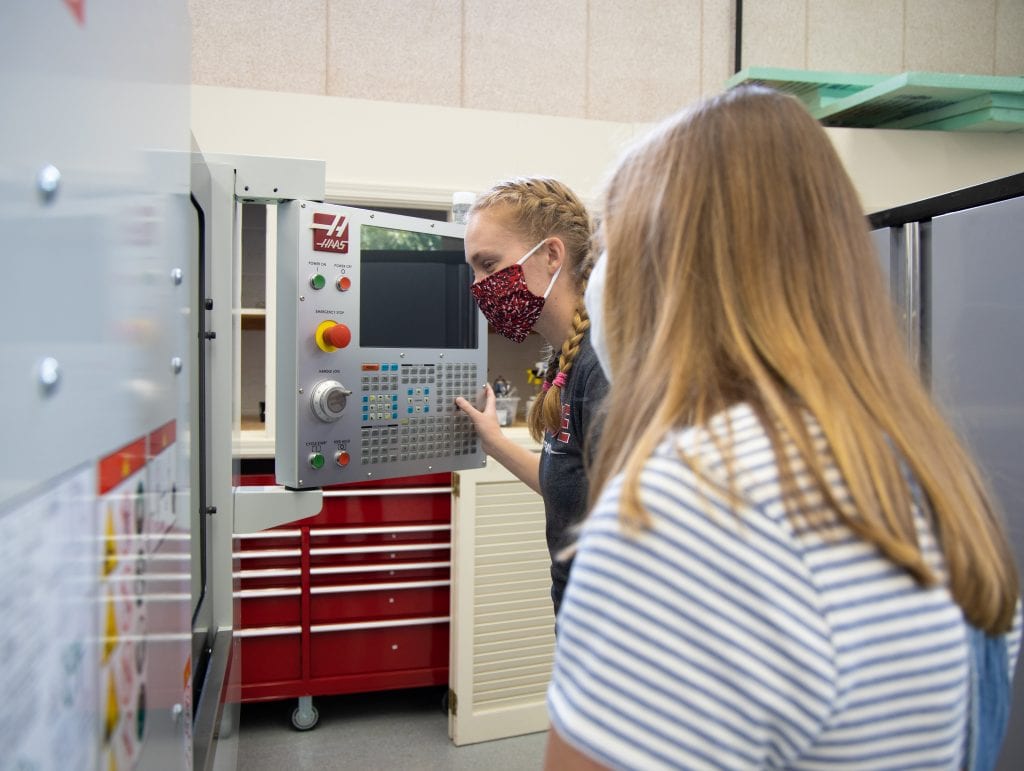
[930,194,1024,771]
[449,459,553,745]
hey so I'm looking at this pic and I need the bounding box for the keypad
[357,361,481,465]
[360,415,478,465]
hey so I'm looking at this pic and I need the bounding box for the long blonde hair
[593,85,1018,634]
[470,177,595,442]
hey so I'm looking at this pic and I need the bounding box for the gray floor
[233,686,548,770]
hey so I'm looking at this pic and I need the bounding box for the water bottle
[451,191,474,225]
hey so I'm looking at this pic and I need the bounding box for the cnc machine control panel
[275,201,487,489]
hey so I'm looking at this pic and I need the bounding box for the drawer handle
[311,525,450,537]
[235,625,302,638]
[310,616,449,633]
[310,561,450,576]
[232,549,302,559]
[234,529,302,540]
[310,580,450,595]
[310,543,449,556]
[233,568,302,579]
[234,588,302,599]
[321,486,451,499]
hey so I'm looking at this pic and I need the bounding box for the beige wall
[190,0,1023,125]
[747,0,1023,76]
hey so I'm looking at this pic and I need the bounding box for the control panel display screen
[359,224,477,350]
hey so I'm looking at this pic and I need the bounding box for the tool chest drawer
[308,621,449,679]
[310,581,451,624]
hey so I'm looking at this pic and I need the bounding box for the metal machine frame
[189,154,325,769]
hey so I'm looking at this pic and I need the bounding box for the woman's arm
[456,383,541,494]
[544,727,609,771]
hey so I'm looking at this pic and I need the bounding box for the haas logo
[311,212,349,253]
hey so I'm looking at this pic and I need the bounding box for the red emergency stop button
[337,276,352,291]
[335,451,350,467]
[323,323,351,349]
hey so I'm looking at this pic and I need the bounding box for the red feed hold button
[323,323,351,349]
[335,451,350,467]
[337,276,352,291]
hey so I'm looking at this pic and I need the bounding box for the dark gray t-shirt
[537,332,609,614]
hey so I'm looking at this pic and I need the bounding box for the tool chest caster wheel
[291,696,319,730]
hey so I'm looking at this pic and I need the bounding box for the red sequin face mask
[470,239,561,343]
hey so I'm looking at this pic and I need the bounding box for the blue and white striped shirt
[547,404,1021,770]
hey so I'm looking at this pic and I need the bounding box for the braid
[528,256,596,442]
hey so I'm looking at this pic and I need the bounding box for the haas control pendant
[275,201,489,488]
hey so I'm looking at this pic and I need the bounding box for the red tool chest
[234,472,452,706]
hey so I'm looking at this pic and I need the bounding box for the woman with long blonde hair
[456,177,609,615]
[545,86,1020,770]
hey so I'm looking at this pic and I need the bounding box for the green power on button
[308,453,325,469]
[309,273,326,290]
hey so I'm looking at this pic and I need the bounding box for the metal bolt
[439,353,444,359]
[399,352,405,358]
[298,388,304,394]
[428,465,433,471]
[171,268,183,285]
[299,295,305,302]
[391,644,398,650]
[38,357,61,393]
[301,203,306,208]
[171,357,183,374]
[37,164,61,203]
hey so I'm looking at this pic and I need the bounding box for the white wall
[193,85,1024,214]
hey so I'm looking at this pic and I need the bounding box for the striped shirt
[547,404,1021,770]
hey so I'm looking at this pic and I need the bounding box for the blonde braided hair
[470,177,594,441]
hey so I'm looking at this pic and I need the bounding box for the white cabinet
[449,436,554,746]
